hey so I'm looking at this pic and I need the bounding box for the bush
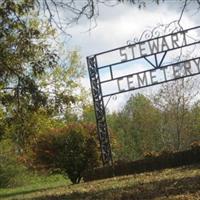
[29,123,100,184]
[0,155,27,188]
[143,151,159,159]
[190,140,200,150]
[83,147,200,181]
[0,156,13,188]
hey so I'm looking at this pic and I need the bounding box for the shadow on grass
[177,163,200,171]
[0,184,70,199]
[31,175,200,200]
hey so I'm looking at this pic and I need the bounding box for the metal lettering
[103,57,200,97]
[150,70,158,84]
[137,72,148,87]
[171,33,179,48]
[139,42,147,56]
[119,47,127,62]
[148,38,159,54]
[184,61,192,75]
[193,58,200,72]
[161,37,170,51]
[96,26,200,67]
[181,30,188,45]
[160,66,168,81]
[127,75,135,89]
[173,64,181,78]
[129,45,136,59]
[117,77,125,92]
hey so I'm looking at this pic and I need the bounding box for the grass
[0,164,200,200]
[0,173,69,199]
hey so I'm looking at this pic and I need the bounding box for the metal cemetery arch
[87,24,200,165]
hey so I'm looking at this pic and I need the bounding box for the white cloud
[63,2,200,112]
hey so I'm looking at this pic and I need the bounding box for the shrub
[83,147,200,181]
[29,123,100,184]
[0,155,27,188]
[143,151,159,159]
[0,156,13,188]
[190,141,200,150]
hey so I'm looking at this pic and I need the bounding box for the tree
[82,103,96,123]
[0,0,58,108]
[29,123,100,184]
[184,100,200,146]
[0,107,6,141]
[39,50,85,116]
[0,0,60,122]
[153,78,199,150]
[0,0,54,146]
[0,0,84,150]
[108,94,161,160]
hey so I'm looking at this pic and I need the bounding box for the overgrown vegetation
[26,123,100,184]
[0,154,68,189]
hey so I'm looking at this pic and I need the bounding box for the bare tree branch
[35,0,200,38]
[177,0,188,25]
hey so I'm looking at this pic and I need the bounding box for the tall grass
[0,155,69,199]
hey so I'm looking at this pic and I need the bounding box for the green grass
[0,164,200,200]
[0,173,69,199]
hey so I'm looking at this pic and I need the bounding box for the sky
[57,0,200,112]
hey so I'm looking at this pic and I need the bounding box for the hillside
[1,164,200,200]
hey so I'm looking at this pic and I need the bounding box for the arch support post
[87,55,113,166]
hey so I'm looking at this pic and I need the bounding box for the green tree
[108,94,161,160]
[82,104,96,123]
[0,1,86,150]
[0,0,58,109]
[153,79,199,151]
[0,107,6,141]
[39,50,85,116]
[186,101,200,146]
[0,0,58,142]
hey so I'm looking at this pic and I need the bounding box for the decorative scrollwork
[139,29,153,41]
[127,21,183,45]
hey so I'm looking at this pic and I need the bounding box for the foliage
[0,155,28,188]
[82,104,96,123]
[108,94,162,160]
[189,101,200,143]
[0,0,91,189]
[153,79,200,150]
[0,161,67,190]
[0,0,57,148]
[83,146,200,182]
[39,50,86,116]
[0,0,86,151]
[190,140,200,150]
[0,108,6,141]
[108,78,200,161]
[0,156,14,188]
[0,0,58,110]
[29,123,100,184]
